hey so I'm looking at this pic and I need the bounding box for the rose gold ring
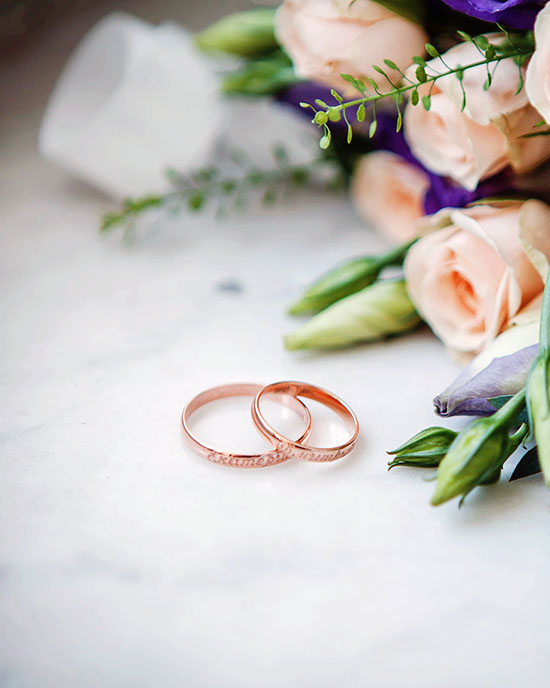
[181,383,312,468]
[252,381,359,463]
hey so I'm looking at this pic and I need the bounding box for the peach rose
[274,0,427,94]
[404,37,550,190]
[351,151,430,242]
[404,200,550,354]
[526,3,550,123]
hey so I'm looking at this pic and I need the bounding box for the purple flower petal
[434,344,539,417]
[440,0,545,29]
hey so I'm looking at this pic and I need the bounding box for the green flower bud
[431,390,528,506]
[288,256,381,315]
[527,351,550,485]
[195,9,277,57]
[285,279,420,350]
[221,55,297,96]
[288,241,414,315]
[388,426,457,468]
[313,111,329,125]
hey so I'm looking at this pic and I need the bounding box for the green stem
[101,158,332,232]
[494,387,527,426]
[376,240,416,269]
[316,47,533,117]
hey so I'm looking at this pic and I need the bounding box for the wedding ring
[252,381,359,462]
[181,383,312,468]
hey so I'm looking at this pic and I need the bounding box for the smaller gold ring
[252,381,359,463]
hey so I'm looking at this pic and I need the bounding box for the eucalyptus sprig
[301,27,534,149]
[101,147,341,233]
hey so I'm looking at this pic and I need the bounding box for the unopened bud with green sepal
[527,275,550,485]
[431,389,528,506]
[195,8,277,57]
[388,426,457,469]
[527,355,549,484]
[288,241,414,315]
[285,279,420,350]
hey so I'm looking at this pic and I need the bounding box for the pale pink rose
[351,151,430,242]
[274,0,427,94]
[404,37,550,190]
[527,3,550,124]
[404,200,550,354]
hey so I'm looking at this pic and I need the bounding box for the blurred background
[1,0,274,186]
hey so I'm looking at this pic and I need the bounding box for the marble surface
[2,5,550,688]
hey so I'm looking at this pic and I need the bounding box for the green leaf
[457,30,472,42]
[367,77,380,92]
[220,50,298,96]
[396,109,403,132]
[384,58,398,70]
[411,89,419,106]
[425,43,439,58]
[330,89,343,102]
[357,103,366,122]
[369,120,378,138]
[516,74,524,95]
[488,396,529,425]
[475,35,490,51]
[509,447,540,481]
[422,94,431,110]
[187,190,205,211]
[415,65,427,83]
[319,135,331,149]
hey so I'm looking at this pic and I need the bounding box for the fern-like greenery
[300,27,534,149]
[101,146,343,233]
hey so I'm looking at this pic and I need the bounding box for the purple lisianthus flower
[435,344,538,416]
[440,0,545,29]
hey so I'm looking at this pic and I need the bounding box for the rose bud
[195,8,277,57]
[387,426,457,469]
[431,390,529,506]
[288,242,413,315]
[285,279,420,350]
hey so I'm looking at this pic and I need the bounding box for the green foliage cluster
[300,27,534,149]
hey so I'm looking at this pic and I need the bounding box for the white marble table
[2,5,550,688]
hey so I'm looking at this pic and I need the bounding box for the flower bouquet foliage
[106,0,550,506]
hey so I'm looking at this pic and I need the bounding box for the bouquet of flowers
[94,1,550,506]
